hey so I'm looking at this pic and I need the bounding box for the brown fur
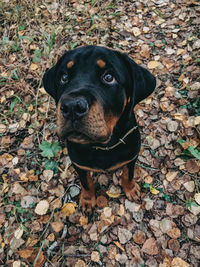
[121,165,140,201]
[79,172,96,213]
[96,59,106,68]
[67,60,74,69]
[56,100,119,144]
[73,158,135,172]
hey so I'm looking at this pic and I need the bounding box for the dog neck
[92,125,138,151]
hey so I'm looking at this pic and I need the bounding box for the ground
[0,0,200,266]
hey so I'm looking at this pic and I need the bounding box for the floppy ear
[120,53,156,106]
[42,65,57,100]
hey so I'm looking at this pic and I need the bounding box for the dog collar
[93,125,138,151]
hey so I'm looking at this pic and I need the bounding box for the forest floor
[0,0,200,266]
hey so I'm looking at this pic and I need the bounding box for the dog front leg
[121,160,140,202]
[74,166,96,213]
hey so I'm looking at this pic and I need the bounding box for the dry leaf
[61,202,76,216]
[30,63,38,71]
[18,247,34,259]
[150,186,160,195]
[147,61,159,69]
[106,185,121,198]
[79,216,88,226]
[171,257,190,267]
[51,221,64,233]
[132,27,141,36]
[34,200,49,215]
[166,171,178,182]
[14,226,24,239]
[96,195,108,208]
[185,159,200,174]
[75,260,86,267]
[91,251,100,263]
[173,113,186,121]
[194,193,200,205]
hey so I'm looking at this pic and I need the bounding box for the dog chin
[60,131,111,145]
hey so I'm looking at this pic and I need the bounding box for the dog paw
[123,181,140,202]
[79,189,96,214]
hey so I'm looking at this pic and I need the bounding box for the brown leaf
[142,238,159,255]
[133,230,146,244]
[140,44,150,59]
[34,200,49,215]
[96,195,108,209]
[167,227,181,239]
[0,214,6,227]
[168,239,180,252]
[185,159,200,174]
[51,221,64,233]
[171,257,190,267]
[147,61,159,69]
[18,247,34,259]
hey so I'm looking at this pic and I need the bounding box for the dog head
[43,46,156,144]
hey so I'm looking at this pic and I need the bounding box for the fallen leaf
[133,230,146,244]
[61,202,76,216]
[14,226,24,239]
[194,193,200,205]
[47,233,55,242]
[106,185,121,198]
[183,181,195,192]
[79,216,88,226]
[118,228,132,244]
[168,239,180,252]
[185,159,200,174]
[167,228,181,239]
[166,171,178,182]
[142,238,158,255]
[34,200,49,215]
[147,61,159,69]
[91,251,100,263]
[150,186,160,195]
[18,247,34,259]
[171,257,190,267]
[30,63,39,71]
[132,27,141,36]
[74,260,86,267]
[96,195,108,208]
[51,221,64,233]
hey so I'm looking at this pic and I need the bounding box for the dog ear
[120,52,156,106]
[42,65,57,100]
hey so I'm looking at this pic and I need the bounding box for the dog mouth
[59,129,111,144]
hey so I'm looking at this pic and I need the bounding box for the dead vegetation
[0,0,200,266]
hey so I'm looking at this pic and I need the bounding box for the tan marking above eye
[67,60,74,69]
[97,59,106,68]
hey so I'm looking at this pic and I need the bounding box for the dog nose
[60,98,89,119]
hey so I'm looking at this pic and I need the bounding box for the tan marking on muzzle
[82,102,109,139]
[67,60,74,69]
[104,113,119,135]
[96,59,106,68]
[56,101,65,137]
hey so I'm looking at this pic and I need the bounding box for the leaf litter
[0,0,200,266]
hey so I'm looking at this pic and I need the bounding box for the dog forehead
[61,46,122,69]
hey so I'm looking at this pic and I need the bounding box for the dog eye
[102,72,116,84]
[60,73,68,84]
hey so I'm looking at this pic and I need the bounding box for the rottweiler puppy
[43,45,156,212]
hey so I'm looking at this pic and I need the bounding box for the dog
[43,45,156,212]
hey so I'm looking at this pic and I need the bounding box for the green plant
[39,141,61,159]
[186,197,198,209]
[177,139,200,160]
